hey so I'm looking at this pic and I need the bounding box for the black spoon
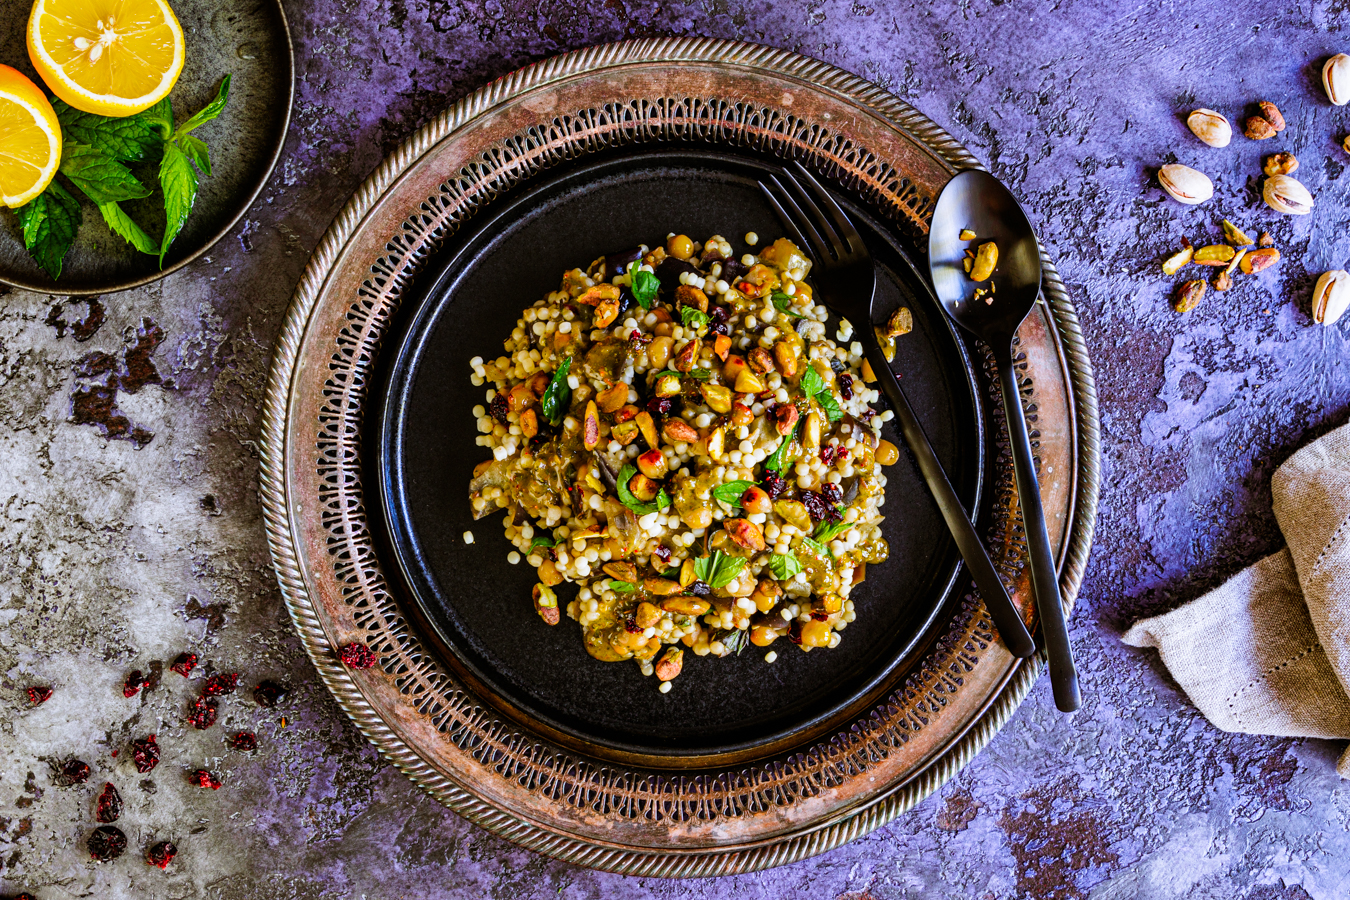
[929,170,1081,713]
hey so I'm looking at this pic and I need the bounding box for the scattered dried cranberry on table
[88,825,127,861]
[26,686,52,705]
[95,782,121,823]
[170,652,197,677]
[338,642,377,669]
[131,735,160,773]
[59,758,90,785]
[203,672,240,696]
[145,840,177,869]
[227,731,257,752]
[189,769,222,790]
[253,680,287,707]
[187,695,218,730]
[122,670,146,698]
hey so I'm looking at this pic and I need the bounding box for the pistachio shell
[1186,109,1232,147]
[1313,270,1350,325]
[1158,164,1213,205]
[1324,54,1350,106]
[1263,174,1314,215]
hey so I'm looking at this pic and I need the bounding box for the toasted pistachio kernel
[1220,220,1254,246]
[1240,248,1281,274]
[1258,100,1286,131]
[1244,115,1276,140]
[1173,279,1207,313]
[1224,248,1248,276]
[958,228,976,240]
[962,257,972,273]
[884,306,913,338]
[1262,152,1298,177]
[1214,270,1233,292]
[1258,231,1275,248]
[1193,244,1236,266]
[969,242,998,281]
[1161,246,1194,275]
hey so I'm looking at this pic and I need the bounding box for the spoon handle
[994,343,1081,712]
[861,338,1035,659]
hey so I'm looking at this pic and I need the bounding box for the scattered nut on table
[1258,101,1286,131]
[1313,270,1350,325]
[1187,109,1232,147]
[1263,174,1314,215]
[1263,152,1298,176]
[1240,248,1281,274]
[1221,219,1254,246]
[1244,116,1277,140]
[1324,54,1350,106]
[1194,244,1235,266]
[1158,164,1213,204]
[1214,270,1233,291]
[1174,279,1207,313]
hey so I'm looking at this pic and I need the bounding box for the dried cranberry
[187,695,218,730]
[788,620,803,645]
[837,447,849,460]
[59,758,91,785]
[145,840,177,869]
[122,671,145,698]
[228,731,257,752]
[689,581,710,597]
[170,652,197,677]
[652,545,672,566]
[627,330,651,349]
[800,490,833,523]
[762,472,788,499]
[338,642,377,670]
[710,304,730,322]
[26,686,52,705]
[820,483,843,506]
[646,396,673,417]
[623,612,641,634]
[859,407,877,422]
[710,320,729,336]
[838,372,854,399]
[811,610,830,621]
[253,680,288,708]
[489,393,509,424]
[820,446,837,465]
[88,825,126,861]
[203,672,240,697]
[95,782,122,823]
[132,735,160,773]
[189,769,222,790]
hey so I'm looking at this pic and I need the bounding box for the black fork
[761,164,1035,659]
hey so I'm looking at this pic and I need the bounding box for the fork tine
[761,177,835,263]
[790,161,862,253]
[775,170,848,262]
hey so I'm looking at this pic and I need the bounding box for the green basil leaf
[716,628,750,655]
[771,291,805,318]
[768,552,803,580]
[679,306,709,331]
[60,142,152,205]
[540,357,572,426]
[799,536,829,558]
[763,436,791,474]
[661,566,680,579]
[798,366,825,398]
[157,142,198,265]
[694,550,745,590]
[141,97,173,139]
[608,580,636,593]
[98,202,157,255]
[16,181,82,280]
[52,99,160,161]
[175,75,231,137]
[529,535,555,553]
[813,520,850,542]
[630,269,659,309]
[616,462,664,515]
[815,389,844,422]
[711,480,755,507]
[652,368,710,382]
[178,134,212,177]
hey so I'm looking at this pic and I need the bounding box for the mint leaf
[529,535,555,553]
[693,550,745,591]
[813,520,850,542]
[680,306,709,331]
[141,97,173,139]
[771,291,804,318]
[98,202,157,254]
[608,580,636,594]
[815,389,843,422]
[179,134,211,177]
[16,181,81,280]
[52,99,160,162]
[616,462,667,515]
[798,366,825,397]
[540,357,572,426]
[799,536,830,558]
[630,269,659,309]
[60,143,151,205]
[763,435,792,474]
[768,552,802,580]
[653,367,710,382]
[175,75,231,136]
[711,480,755,507]
[158,142,197,265]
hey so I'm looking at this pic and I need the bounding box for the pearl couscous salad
[468,232,903,689]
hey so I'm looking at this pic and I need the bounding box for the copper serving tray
[260,38,1099,877]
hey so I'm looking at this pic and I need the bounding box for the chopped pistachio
[1161,246,1194,275]
[1220,219,1254,246]
[1193,244,1236,266]
[959,228,976,241]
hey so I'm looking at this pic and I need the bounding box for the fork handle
[994,342,1081,712]
[861,338,1036,659]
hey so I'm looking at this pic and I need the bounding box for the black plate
[371,149,985,758]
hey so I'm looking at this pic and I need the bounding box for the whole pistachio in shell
[1186,109,1232,147]
[1263,174,1314,215]
[1324,54,1350,106]
[1158,164,1213,205]
[1313,270,1350,325]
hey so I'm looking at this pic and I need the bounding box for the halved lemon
[0,65,62,208]
[27,0,185,117]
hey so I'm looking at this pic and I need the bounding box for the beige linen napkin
[1123,423,1350,777]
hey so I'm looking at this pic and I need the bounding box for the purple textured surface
[3,1,1350,898]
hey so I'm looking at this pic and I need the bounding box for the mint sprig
[14,76,232,281]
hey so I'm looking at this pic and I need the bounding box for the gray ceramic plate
[0,0,292,294]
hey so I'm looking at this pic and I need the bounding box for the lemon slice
[0,64,62,208]
[27,0,185,117]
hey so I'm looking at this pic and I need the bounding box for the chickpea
[682,505,713,530]
[800,620,832,648]
[740,486,772,515]
[538,559,564,586]
[876,439,900,466]
[750,625,780,647]
[667,234,695,260]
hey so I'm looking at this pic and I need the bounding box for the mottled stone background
[3,0,1350,897]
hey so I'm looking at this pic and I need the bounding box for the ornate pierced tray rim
[259,37,1100,877]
